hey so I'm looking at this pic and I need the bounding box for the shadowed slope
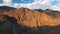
[0,14,20,34]
[0,14,60,34]
[0,6,16,11]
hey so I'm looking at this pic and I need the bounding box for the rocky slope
[0,7,60,27]
[0,6,60,34]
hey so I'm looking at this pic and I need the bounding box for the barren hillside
[0,7,60,27]
[0,6,60,34]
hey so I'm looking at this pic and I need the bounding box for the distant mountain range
[0,6,16,11]
[0,6,60,34]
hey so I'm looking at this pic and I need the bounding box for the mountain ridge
[0,6,60,27]
[0,6,60,12]
[0,6,16,11]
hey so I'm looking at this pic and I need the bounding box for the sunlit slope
[0,8,60,27]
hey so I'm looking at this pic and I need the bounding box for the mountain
[35,9,44,13]
[0,7,60,34]
[35,9,60,18]
[0,6,16,11]
[0,7,60,27]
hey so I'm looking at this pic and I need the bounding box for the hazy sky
[0,0,60,11]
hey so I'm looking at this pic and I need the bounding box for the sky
[0,0,60,11]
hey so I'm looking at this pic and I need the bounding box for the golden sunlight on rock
[0,8,60,28]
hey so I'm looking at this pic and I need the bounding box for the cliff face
[0,7,60,28]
